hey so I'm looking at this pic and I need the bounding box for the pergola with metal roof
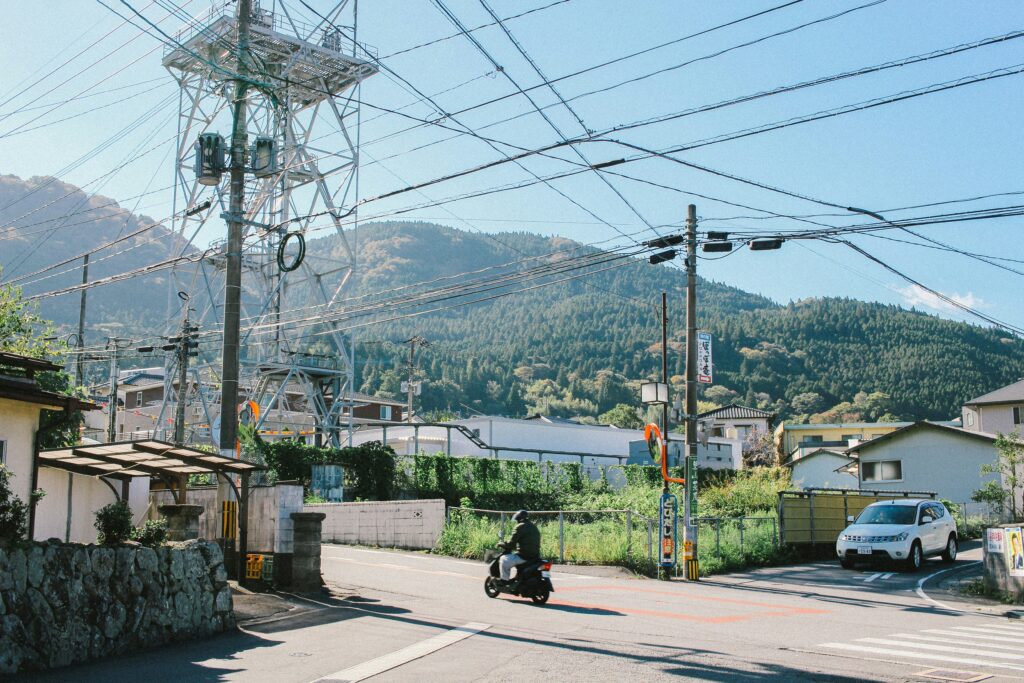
[37,440,264,576]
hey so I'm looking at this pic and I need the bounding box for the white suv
[836,499,958,571]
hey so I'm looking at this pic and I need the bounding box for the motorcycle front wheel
[484,577,501,598]
[530,587,550,605]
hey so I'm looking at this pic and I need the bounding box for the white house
[698,404,774,445]
[785,448,858,490]
[962,379,1024,435]
[0,352,149,542]
[846,421,1004,517]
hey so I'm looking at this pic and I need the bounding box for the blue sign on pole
[658,493,678,568]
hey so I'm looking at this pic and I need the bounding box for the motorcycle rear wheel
[530,587,550,605]
[484,577,501,598]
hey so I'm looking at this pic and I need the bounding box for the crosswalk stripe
[950,626,1024,637]
[923,629,1022,644]
[892,633,1024,651]
[968,623,1024,634]
[855,637,1024,661]
[818,643,1024,672]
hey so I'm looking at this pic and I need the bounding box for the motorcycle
[483,547,554,605]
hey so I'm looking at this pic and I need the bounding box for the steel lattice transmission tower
[159,1,377,447]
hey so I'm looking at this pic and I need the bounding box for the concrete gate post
[290,512,327,591]
[159,504,205,541]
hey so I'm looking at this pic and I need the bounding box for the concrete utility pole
[75,254,89,387]
[405,336,428,423]
[106,338,127,443]
[661,291,670,473]
[173,309,198,445]
[683,203,699,580]
[219,0,251,457]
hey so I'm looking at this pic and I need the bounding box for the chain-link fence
[442,507,782,572]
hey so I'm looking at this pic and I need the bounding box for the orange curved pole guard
[644,423,685,485]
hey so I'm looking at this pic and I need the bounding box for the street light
[641,381,669,405]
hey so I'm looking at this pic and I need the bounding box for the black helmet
[512,509,528,521]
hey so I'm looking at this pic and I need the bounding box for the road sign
[697,331,712,383]
[659,493,678,568]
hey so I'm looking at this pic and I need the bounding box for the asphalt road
[18,542,1024,682]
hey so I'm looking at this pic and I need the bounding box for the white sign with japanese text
[697,331,712,384]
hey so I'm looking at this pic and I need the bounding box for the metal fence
[444,506,780,567]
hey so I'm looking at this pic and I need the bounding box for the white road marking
[891,633,1024,651]
[311,622,489,683]
[949,625,1024,637]
[855,637,1024,661]
[862,573,883,583]
[818,643,1024,672]
[880,572,894,580]
[922,629,1023,644]
[914,561,981,611]
[968,623,1024,633]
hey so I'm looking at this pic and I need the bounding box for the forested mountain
[3,171,1022,422]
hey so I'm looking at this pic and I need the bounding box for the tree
[597,403,643,429]
[973,431,1024,521]
[0,279,86,447]
[790,392,825,415]
[743,431,777,468]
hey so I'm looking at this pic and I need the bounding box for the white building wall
[790,453,858,490]
[308,499,446,550]
[0,399,41,506]
[856,429,1001,509]
[978,405,1023,436]
[33,470,150,543]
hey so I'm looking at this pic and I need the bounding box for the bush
[131,519,168,547]
[0,465,43,544]
[94,501,133,545]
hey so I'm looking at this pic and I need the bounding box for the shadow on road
[539,601,624,616]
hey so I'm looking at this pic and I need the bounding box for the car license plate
[541,571,551,578]
[857,545,873,555]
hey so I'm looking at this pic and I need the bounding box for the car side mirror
[846,515,855,523]
[919,517,933,525]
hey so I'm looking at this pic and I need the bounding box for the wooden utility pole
[661,291,670,481]
[219,0,251,456]
[683,203,699,580]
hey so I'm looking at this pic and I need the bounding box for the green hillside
[3,169,1022,422]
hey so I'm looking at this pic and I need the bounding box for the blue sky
[1,0,1022,331]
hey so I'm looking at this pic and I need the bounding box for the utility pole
[683,203,699,581]
[106,338,127,443]
[404,336,428,423]
[173,310,198,445]
[219,0,251,457]
[661,292,670,466]
[75,254,89,387]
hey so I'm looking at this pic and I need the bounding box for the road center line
[311,622,490,683]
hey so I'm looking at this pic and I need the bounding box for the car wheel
[941,535,958,563]
[839,557,855,569]
[904,541,923,572]
[484,577,500,598]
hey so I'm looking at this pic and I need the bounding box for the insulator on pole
[195,133,226,186]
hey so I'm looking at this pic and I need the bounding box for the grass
[957,577,1022,604]
[435,508,793,576]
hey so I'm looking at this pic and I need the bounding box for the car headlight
[840,534,850,541]
[894,531,909,542]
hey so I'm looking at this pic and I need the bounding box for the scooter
[483,547,554,605]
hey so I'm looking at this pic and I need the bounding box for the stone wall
[0,538,235,675]
[307,499,446,550]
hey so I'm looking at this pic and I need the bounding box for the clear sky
[1,0,1022,331]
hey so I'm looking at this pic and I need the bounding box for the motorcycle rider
[500,509,541,587]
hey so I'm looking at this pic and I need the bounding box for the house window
[966,412,975,427]
[380,405,392,421]
[802,435,823,444]
[861,460,902,482]
[1014,406,1023,426]
[0,440,6,465]
[841,434,863,442]
[135,391,143,408]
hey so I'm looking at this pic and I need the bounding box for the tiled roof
[698,403,774,420]
[965,379,1024,406]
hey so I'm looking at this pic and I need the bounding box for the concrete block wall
[306,499,446,550]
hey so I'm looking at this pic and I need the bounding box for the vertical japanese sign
[659,493,678,568]
[986,527,1004,554]
[687,456,698,517]
[697,331,712,384]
